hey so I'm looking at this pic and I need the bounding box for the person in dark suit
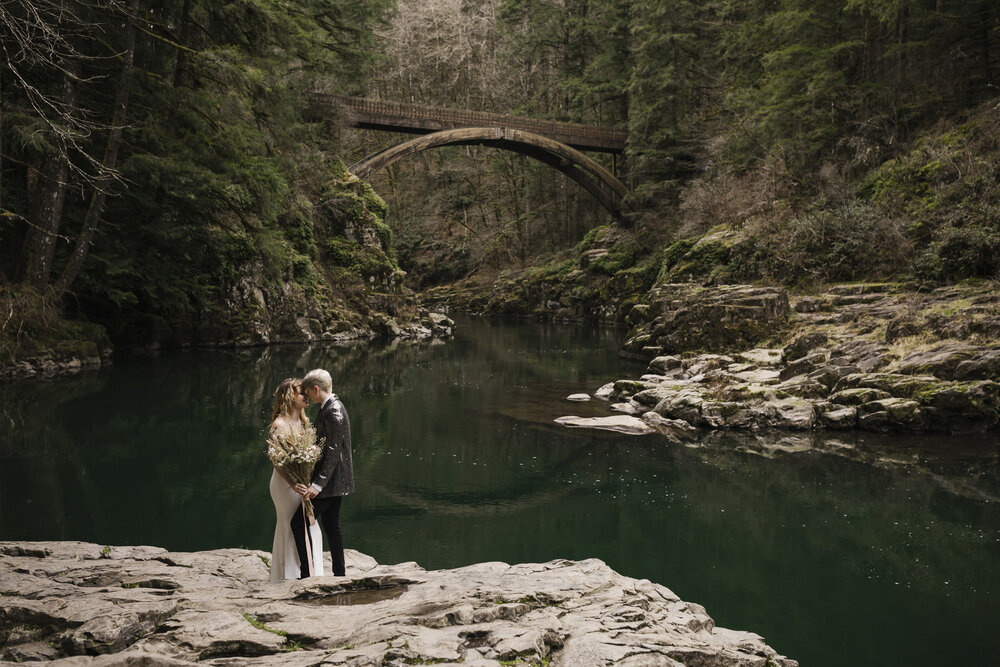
[292,368,354,577]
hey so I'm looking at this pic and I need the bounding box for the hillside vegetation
[1,0,400,367]
[364,0,999,308]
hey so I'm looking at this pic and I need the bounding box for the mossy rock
[634,284,790,356]
[828,387,892,406]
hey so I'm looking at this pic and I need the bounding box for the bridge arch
[349,127,628,220]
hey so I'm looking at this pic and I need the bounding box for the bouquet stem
[301,498,314,577]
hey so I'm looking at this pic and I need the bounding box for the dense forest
[2,0,998,365]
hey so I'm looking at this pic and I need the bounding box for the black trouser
[291,495,345,577]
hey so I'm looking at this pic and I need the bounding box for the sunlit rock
[896,343,980,379]
[816,403,858,429]
[770,397,818,430]
[774,375,829,399]
[954,349,1000,380]
[737,348,784,366]
[652,389,707,426]
[701,400,755,428]
[648,355,683,374]
[779,349,831,381]
[732,367,782,384]
[554,415,656,435]
[610,401,644,415]
[594,382,615,400]
[2,541,799,666]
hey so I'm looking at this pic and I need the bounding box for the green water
[1,316,997,665]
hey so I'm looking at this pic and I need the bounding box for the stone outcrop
[583,338,1000,435]
[1,308,455,381]
[623,284,790,357]
[563,281,1000,436]
[0,350,110,381]
[0,541,797,666]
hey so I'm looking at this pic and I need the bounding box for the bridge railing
[310,93,626,153]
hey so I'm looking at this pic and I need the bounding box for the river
[1,315,997,665]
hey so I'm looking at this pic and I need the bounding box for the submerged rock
[0,541,798,666]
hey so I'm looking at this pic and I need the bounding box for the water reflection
[0,316,997,667]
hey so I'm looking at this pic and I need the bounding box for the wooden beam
[309,94,627,154]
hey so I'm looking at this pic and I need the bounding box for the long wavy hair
[270,378,310,426]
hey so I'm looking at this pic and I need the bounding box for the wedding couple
[267,369,354,582]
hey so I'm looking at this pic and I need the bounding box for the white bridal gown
[269,469,324,582]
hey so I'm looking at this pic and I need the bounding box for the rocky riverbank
[0,310,454,381]
[0,541,797,666]
[562,281,1000,436]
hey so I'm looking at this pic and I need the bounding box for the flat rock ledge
[580,336,1000,436]
[0,541,796,666]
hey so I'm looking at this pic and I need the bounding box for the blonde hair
[302,368,332,393]
[270,378,310,425]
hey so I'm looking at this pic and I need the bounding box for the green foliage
[861,106,1000,281]
[916,226,1000,282]
[664,236,733,282]
[0,285,111,364]
[242,612,286,636]
[577,225,610,254]
[658,239,698,281]
[628,0,715,172]
[3,0,997,354]
[0,0,396,353]
[589,240,643,277]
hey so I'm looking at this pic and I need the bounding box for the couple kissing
[266,369,354,581]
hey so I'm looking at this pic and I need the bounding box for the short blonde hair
[302,368,332,393]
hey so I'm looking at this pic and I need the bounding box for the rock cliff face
[623,284,791,357]
[0,172,457,380]
[0,541,797,666]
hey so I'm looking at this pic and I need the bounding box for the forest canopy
[1,0,998,357]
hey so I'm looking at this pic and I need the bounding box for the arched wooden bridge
[308,94,629,220]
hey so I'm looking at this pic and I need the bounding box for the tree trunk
[54,0,139,298]
[21,60,80,286]
[172,0,193,90]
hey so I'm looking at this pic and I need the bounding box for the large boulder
[857,398,925,432]
[895,343,980,379]
[624,284,790,357]
[916,380,1000,433]
[783,332,829,362]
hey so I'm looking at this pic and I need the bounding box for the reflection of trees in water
[652,432,1000,605]
[693,430,1000,503]
[0,373,114,540]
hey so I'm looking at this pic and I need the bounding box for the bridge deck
[309,94,626,154]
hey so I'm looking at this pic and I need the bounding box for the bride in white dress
[268,378,324,582]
